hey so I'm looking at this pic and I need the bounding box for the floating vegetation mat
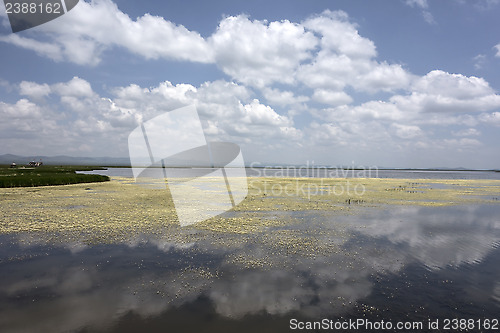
[1,177,499,245]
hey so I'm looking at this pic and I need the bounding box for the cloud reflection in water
[0,204,499,332]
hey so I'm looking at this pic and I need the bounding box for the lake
[0,173,499,332]
[78,167,500,180]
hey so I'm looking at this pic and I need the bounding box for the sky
[1,0,500,168]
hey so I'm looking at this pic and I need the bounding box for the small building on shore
[28,161,43,167]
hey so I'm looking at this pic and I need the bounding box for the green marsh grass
[0,165,109,188]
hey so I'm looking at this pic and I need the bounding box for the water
[78,167,500,180]
[0,204,499,332]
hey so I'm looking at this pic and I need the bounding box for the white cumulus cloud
[312,89,353,106]
[495,44,500,57]
[210,15,317,88]
[2,4,500,166]
[19,81,52,99]
[1,0,214,66]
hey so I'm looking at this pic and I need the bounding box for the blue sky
[1,0,500,168]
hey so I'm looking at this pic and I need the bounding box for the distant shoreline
[0,154,497,172]
[78,167,500,181]
[99,165,499,172]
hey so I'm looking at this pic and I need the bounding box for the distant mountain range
[0,154,131,166]
[1,154,496,171]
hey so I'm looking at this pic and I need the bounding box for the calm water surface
[1,203,499,332]
[79,167,500,180]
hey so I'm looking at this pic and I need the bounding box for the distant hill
[0,154,131,166]
[1,154,492,170]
